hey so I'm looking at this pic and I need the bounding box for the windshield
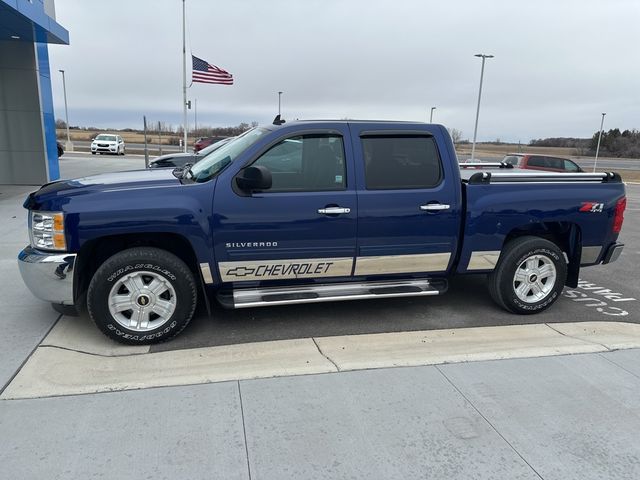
[190,128,269,182]
[95,135,116,141]
[503,155,522,166]
[197,137,234,156]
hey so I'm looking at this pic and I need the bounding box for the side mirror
[236,166,272,192]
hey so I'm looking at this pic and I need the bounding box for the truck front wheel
[488,236,567,314]
[87,247,197,344]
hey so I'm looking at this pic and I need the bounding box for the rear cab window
[361,136,442,190]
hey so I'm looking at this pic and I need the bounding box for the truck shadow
[149,274,617,353]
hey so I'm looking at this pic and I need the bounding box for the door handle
[420,204,450,211]
[318,207,351,215]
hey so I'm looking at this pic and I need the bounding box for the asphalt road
[71,140,183,153]
[59,152,147,179]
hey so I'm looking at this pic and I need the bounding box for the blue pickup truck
[18,120,626,344]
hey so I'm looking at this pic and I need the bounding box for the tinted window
[527,156,547,168]
[546,157,564,170]
[362,136,442,189]
[563,159,580,172]
[252,135,346,191]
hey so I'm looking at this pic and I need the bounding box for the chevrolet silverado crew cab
[18,120,626,344]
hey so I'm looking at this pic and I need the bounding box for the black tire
[488,236,567,314]
[87,247,197,345]
[91,151,96,155]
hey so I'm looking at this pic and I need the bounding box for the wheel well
[75,233,201,302]
[502,222,582,287]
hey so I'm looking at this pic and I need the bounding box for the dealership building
[0,0,68,185]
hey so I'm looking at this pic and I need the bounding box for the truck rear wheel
[87,247,197,344]
[488,236,566,314]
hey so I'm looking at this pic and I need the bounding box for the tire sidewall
[498,241,566,314]
[88,250,196,344]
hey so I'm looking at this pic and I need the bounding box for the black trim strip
[359,130,434,137]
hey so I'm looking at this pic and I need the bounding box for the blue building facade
[0,0,69,184]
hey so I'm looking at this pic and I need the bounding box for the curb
[3,321,640,400]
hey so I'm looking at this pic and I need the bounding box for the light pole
[278,91,283,117]
[430,106,436,123]
[593,112,606,173]
[58,69,73,152]
[470,53,494,161]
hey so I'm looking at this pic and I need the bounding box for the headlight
[29,211,67,251]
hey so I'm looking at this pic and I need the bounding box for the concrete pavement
[1,349,639,479]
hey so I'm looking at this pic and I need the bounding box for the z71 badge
[580,202,604,213]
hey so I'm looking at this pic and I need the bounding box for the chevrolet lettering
[17,120,627,344]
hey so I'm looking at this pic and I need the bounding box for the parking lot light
[58,69,73,152]
[593,112,606,173]
[470,54,494,161]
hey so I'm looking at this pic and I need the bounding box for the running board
[218,278,448,309]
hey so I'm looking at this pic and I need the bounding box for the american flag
[192,55,234,85]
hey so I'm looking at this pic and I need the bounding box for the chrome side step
[219,278,448,309]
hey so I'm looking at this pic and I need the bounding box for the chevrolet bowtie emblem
[226,266,256,277]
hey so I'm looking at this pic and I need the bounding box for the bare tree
[448,128,463,144]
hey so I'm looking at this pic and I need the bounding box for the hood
[25,169,181,210]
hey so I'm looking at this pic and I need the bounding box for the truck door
[351,126,460,277]
[212,126,357,285]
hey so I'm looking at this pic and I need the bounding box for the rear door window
[526,156,547,168]
[362,136,442,190]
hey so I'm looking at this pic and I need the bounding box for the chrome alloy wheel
[108,271,177,331]
[512,254,557,304]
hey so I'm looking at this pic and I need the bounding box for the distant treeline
[530,129,640,157]
[529,137,590,149]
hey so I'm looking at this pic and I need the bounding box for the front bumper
[18,246,77,305]
[91,144,117,152]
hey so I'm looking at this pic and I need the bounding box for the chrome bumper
[18,246,77,305]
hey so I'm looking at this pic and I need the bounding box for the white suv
[91,134,126,155]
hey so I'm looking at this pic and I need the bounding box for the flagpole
[182,0,187,153]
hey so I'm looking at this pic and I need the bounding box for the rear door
[212,126,357,285]
[351,125,461,277]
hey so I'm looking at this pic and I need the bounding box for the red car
[193,136,228,153]
[503,153,584,173]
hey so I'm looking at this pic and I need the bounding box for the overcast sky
[48,0,639,142]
